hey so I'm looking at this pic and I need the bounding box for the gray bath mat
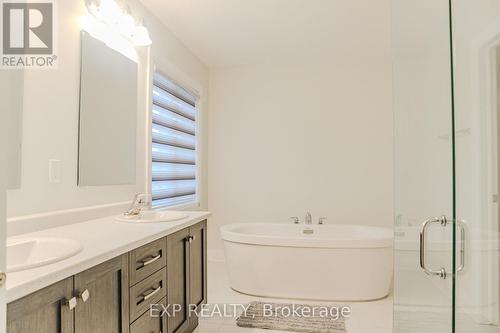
[236,302,347,333]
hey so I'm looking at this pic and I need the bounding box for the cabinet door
[187,221,207,331]
[166,228,190,333]
[189,221,207,311]
[7,278,74,333]
[74,254,130,333]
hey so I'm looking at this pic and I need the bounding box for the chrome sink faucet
[124,193,151,216]
[305,212,312,225]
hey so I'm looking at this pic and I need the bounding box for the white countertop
[6,211,211,303]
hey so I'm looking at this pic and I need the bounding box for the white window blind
[151,72,199,208]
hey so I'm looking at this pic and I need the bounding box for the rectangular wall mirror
[78,31,138,186]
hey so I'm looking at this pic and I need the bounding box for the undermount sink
[7,237,83,273]
[115,210,189,223]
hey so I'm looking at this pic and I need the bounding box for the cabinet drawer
[130,268,167,322]
[129,238,167,286]
[130,297,166,333]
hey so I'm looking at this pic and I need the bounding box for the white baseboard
[7,201,131,236]
[208,249,225,262]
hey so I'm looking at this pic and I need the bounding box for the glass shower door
[392,0,455,332]
[394,0,500,332]
[452,0,500,332]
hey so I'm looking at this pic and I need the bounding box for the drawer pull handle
[140,253,162,268]
[64,297,77,310]
[142,285,162,302]
[185,235,196,243]
[80,289,90,303]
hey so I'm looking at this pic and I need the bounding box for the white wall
[6,0,209,221]
[208,61,394,250]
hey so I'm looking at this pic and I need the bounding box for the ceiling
[139,0,391,68]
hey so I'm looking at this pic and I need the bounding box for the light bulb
[88,2,99,15]
[133,25,152,46]
[117,13,134,38]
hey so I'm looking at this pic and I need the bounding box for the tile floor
[194,261,393,333]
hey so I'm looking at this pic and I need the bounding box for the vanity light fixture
[85,0,152,46]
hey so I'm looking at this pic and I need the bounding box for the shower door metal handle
[457,221,466,273]
[420,215,448,279]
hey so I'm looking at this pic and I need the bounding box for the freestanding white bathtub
[221,223,393,301]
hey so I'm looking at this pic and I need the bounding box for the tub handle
[420,215,448,279]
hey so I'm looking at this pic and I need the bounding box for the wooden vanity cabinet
[6,220,207,333]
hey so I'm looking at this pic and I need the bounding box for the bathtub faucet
[305,212,312,225]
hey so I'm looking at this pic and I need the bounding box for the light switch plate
[49,159,62,183]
